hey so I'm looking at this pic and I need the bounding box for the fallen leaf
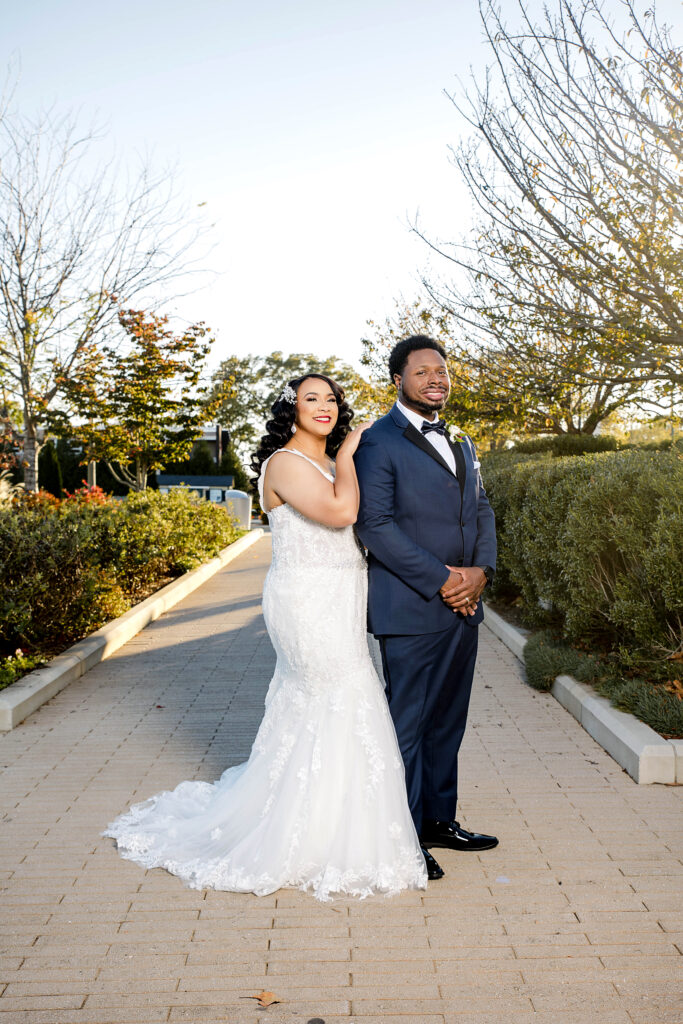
[664,678,683,699]
[243,990,280,1008]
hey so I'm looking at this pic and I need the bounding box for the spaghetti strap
[271,447,335,480]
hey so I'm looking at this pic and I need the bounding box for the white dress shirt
[397,399,457,476]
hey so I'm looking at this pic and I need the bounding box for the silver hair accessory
[281,384,297,404]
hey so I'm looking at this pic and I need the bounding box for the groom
[354,335,498,880]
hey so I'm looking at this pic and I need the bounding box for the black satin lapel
[403,424,454,476]
[449,437,467,502]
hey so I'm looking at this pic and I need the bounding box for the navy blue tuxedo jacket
[354,404,497,636]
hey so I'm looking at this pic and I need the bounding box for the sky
[2,0,682,373]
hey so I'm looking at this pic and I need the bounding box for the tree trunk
[135,457,147,491]
[106,460,137,491]
[22,422,40,493]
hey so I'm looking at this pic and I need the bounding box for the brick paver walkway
[1,535,682,1024]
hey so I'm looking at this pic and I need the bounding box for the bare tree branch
[417,0,683,419]
[0,110,208,490]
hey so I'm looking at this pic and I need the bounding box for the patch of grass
[522,629,683,737]
[594,676,683,739]
[523,631,600,692]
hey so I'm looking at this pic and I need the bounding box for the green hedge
[510,434,619,456]
[481,448,683,735]
[508,435,680,457]
[0,488,241,680]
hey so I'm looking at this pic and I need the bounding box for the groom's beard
[407,396,447,417]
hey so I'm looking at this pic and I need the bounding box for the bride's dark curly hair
[250,373,354,490]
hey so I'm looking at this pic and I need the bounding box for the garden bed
[0,529,263,730]
[483,603,682,784]
[0,485,244,690]
[481,446,683,739]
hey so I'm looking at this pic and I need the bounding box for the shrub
[113,489,240,592]
[506,437,557,455]
[508,434,619,457]
[481,447,683,732]
[551,434,619,456]
[556,451,682,651]
[481,451,580,618]
[0,469,23,503]
[483,449,682,650]
[0,649,48,690]
[0,497,128,653]
[0,488,241,662]
[623,438,683,453]
[524,632,574,691]
[522,630,682,736]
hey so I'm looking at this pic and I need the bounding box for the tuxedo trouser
[378,620,478,834]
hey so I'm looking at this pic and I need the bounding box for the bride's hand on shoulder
[337,421,374,458]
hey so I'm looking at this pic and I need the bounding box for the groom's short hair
[388,335,447,383]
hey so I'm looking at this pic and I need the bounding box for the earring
[291,423,297,434]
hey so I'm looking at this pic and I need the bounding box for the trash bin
[224,489,252,531]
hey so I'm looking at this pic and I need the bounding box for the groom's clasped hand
[440,565,487,616]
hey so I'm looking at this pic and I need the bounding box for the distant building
[156,474,235,503]
[197,425,231,463]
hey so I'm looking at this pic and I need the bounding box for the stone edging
[483,603,681,785]
[0,530,265,731]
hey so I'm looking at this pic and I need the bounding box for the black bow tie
[421,419,447,436]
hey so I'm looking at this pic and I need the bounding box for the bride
[104,373,427,900]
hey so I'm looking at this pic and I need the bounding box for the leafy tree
[0,111,202,491]
[164,439,218,477]
[416,0,683,426]
[362,302,455,416]
[55,437,86,492]
[187,440,217,476]
[65,309,216,491]
[38,440,63,497]
[362,301,549,446]
[0,412,19,476]
[0,381,22,475]
[209,352,373,459]
[164,437,251,490]
[218,444,251,491]
[171,439,218,477]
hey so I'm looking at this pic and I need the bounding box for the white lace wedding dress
[104,449,427,900]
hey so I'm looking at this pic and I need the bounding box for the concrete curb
[0,530,264,731]
[483,603,679,785]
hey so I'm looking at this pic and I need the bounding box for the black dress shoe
[421,846,444,880]
[421,820,498,852]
